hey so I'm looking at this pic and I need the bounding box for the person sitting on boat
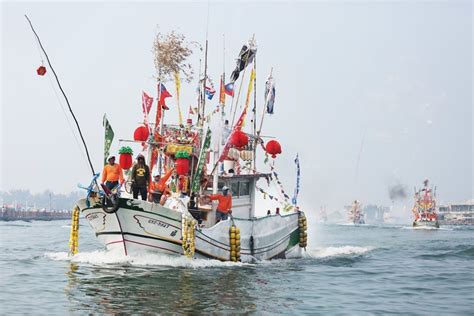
[207,186,232,222]
[131,154,151,201]
[101,156,124,191]
[149,168,173,203]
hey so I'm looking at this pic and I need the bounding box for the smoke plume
[388,183,408,201]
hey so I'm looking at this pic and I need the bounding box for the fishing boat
[61,33,308,262]
[412,180,440,228]
[348,200,365,225]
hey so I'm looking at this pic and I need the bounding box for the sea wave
[416,245,474,260]
[308,246,374,258]
[44,250,248,269]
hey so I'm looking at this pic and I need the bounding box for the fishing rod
[25,15,97,177]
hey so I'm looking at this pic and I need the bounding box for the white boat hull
[413,220,440,228]
[77,197,304,261]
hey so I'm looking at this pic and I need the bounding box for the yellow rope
[68,206,80,255]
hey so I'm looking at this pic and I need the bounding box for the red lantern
[133,125,149,142]
[37,66,46,76]
[230,130,249,148]
[175,158,190,176]
[266,140,282,158]
[119,153,133,170]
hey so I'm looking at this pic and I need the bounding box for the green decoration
[175,150,190,159]
[119,146,134,155]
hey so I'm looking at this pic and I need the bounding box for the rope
[28,16,89,168]
[25,15,96,177]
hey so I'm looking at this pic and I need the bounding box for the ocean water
[0,220,472,314]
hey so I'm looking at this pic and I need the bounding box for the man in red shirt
[208,186,232,222]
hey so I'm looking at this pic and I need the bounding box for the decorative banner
[230,38,257,83]
[256,185,295,212]
[265,75,276,114]
[205,86,216,100]
[103,114,114,166]
[234,68,256,130]
[174,71,183,125]
[219,74,226,105]
[142,92,153,115]
[292,154,300,205]
[191,128,212,193]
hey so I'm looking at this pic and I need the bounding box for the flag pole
[201,39,209,126]
[252,56,257,172]
[221,33,226,118]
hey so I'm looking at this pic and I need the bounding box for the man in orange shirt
[101,156,124,191]
[149,168,173,203]
[208,186,232,222]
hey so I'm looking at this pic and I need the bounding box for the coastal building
[438,200,474,225]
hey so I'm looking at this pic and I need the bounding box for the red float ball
[265,140,282,158]
[133,125,149,142]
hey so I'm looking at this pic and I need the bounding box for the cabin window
[231,182,239,197]
[239,181,250,196]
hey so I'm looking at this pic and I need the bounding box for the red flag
[142,92,153,114]
[158,83,172,110]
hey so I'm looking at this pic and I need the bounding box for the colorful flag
[158,83,172,110]
[292,154,300,205]
[236,69,255,129]
[219,75,226,105]
[265,75,276,114]
[188,105,195,115]
[103,114,114,166]
[205,86,216,100]
[224,82,234,97]
[230,38,257,83]
[142,92,153,115]
[191,128,212,193]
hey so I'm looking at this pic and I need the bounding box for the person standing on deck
[149,168,173,203]
[101,156,124,191]
[207,186,232,222]
[131,154,151,200]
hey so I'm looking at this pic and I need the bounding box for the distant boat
[412,179,440,228]
[348,200,365,225]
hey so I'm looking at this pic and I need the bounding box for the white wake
[307,246,374,258]
[45,250,247,269]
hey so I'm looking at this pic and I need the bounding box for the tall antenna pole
[252,56,257,171]
[201,1,211,126]
[202,39,208,125]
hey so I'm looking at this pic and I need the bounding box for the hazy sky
[1,1,472,210]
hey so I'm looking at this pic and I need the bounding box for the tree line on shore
[0,189,82,210]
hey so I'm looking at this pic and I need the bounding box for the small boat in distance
[412,179,440,228]
[348,200,365,225]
